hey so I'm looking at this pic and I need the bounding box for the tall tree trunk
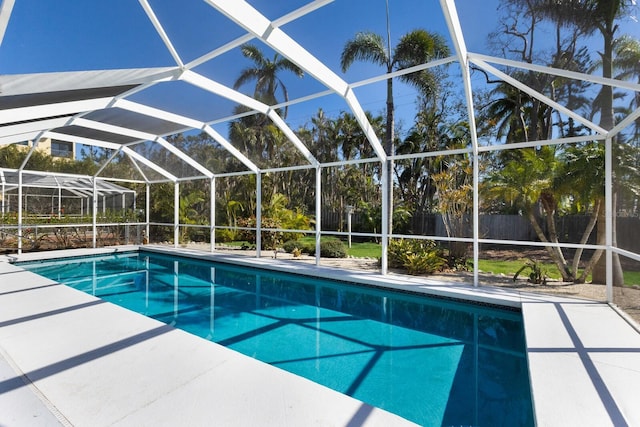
[592,24,625,285]
[574,198,601,283]
[527,209,573,281]
[386,75,394,236]
[543,202,572,279]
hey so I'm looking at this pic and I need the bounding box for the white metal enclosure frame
[0,0,637,302]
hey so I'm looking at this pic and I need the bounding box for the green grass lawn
[344,241,382,258]
[623,270,640,286]
[477,259,563,280]
[477,259,640,286]
[223,238,640,285]
[296,236,382,258]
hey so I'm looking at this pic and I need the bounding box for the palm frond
[340,32,388,72]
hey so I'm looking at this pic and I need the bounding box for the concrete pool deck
[1,246,639,426]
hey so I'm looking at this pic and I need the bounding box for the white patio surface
[1,246,639,426]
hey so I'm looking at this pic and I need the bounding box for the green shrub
[388,239,412,268]
[236,217,283,251]
[404,251,447,275]
[307,240,347,258]
[283,239,316,254]
[388,239,438,268]
[387,238,446,275]
[215,228,236,243]
[283,239,304,253]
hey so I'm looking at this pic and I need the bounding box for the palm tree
[557,142,606,282]
[526,0,633,127]
[309,108,338,163]
[531,0,635,284]
[340,29,450,235]
[553,46,594,138]
[233,44,304,119]
[613,35,640,141]
[484,146,583,281]
[484,79,532,144]
[178,190,205,243]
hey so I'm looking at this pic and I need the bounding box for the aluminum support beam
[174,182,179,247]
[605,137,613,302]
[145,183,150,243]
[122,146,178,182]
[0,117,73,140]
[181,70,318,166]
[0,98,115,125]
[256,172,261,258]
[202,125,259,173]
[139,0,184,67]
[116,99,259,173]
[17,170,22,254]
[471,58,607,136]
[380,161,388,274]
[185,0,333,70]
[315,166,321,266]
[469,52,640,93]
[210,176,215,253]
[92,178,97,248]
[441,0,480,286]
[0,0,15,48]
[203,0,386,162]
[155,137,214,178]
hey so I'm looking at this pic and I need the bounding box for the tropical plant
[396,95,467,215]
[530,0,636,284]
[513,258,548,284]
[387,238,446,274]
[309,240,347,258]
[555,142,606,283]
[283,239,310,254]
[614,35,640,128]
[233,43,304,118]
[236,216,283,256]
[299,109,384,229]
[404,251,447,275]
[340,29,450,235]
[483,146,580,281]
[179,190,205,243]
[432,154,473,261]
[483,79,532,144]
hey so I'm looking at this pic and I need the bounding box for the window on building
[51,140,73,158]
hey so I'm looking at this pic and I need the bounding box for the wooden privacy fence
[320,211,640,253]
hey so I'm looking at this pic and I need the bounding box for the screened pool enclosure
[0,0,639,308]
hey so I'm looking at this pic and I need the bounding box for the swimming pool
[19,251,534,426]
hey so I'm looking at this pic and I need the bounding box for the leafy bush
[280,209,314,241]
[388,239,437,268]
[236,216,283,251]
[387,238,446,275]
[215,228,236,243]
[388,239,413,268]
[283,239,307,253]
[404,251,447,275]
[307,240,347,258]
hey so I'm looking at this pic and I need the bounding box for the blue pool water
[20,251,534,426]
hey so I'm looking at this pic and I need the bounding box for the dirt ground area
[474,247,640,325]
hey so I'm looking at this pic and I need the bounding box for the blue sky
[0,0,638,139]
[0,0,495,130]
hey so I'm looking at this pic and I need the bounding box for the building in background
[17,138,75,159]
